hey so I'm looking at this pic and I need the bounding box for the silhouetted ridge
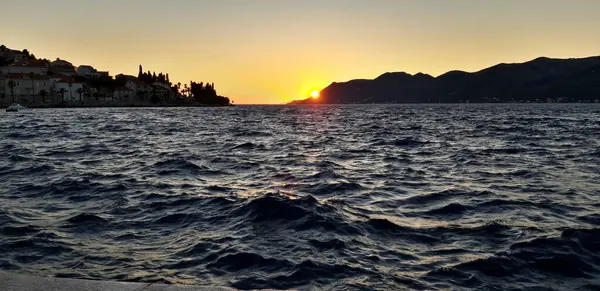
[290,55,600,104]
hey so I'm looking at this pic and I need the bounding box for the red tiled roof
[50,73,69,79]
[56,77,82,84]
[1,49,24,55]
[4,73,49,80]
[10,60,48,68]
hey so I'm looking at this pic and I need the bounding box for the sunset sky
[1,0,599,104]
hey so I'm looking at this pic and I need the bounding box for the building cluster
[0,45,178,106]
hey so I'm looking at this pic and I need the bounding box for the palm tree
[50,87,56,105]
[39,89,48,104]
[68,81,73,102]
[58,88,67,104]
[76,88,84,104]
[29,73,36,104]
[8,80,16,103]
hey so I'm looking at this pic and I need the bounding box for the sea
[0,104,599,291]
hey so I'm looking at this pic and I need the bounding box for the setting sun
[311,90,320,99]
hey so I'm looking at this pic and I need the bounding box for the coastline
[0,272,287,291]
[27,104,235,108]
[1,101,234,109]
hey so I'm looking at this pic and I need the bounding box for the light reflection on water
[0,104,599,290]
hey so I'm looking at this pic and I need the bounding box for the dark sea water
[1,104,599,291]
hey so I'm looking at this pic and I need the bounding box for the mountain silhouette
[290,56,600,104]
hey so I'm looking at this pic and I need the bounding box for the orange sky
[1,0,599,104]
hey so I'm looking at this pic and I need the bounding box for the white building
[52,78,84,102]
[113,87,133,100]
[125,80,151,99]
[0,60,48,75]
[115,74,137,82]
[50,58,76,76]
[152,82,173,100]
[50,58,73,68]
[76,65,100,79]
[2,73,51,104]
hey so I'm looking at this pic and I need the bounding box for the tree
[137,90,145,102]
[59,88,67,103]
[68,81,73,101]
[8,80,16,103]
[138,65,143,79]
[29,73,36,104]
[150,86,160,103]
[76,88,84,104]
[22,49,30,57]
[0,56,11,66]
[39,89,48,104]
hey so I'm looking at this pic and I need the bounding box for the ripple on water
[0,104,599,291]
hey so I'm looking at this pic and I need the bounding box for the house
[95,86,113,101]
[76,65,101,79]
[115,74,137,82]
[152,82,173,100]
[49,74,69,84]
[0,46,26,63]
[50,58,73,67]
[53,77,84,102]
[97,71,110,78]
[113,87,132,100]
[50,58,76,75]
[0,74,5,102]
[76,65,97,78]
[0,60,48,75]
[2,73,51,104]
[125,80,151,99]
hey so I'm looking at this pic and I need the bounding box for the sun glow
[311,90,320,99]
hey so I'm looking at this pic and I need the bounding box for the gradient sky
[1,0,599,104]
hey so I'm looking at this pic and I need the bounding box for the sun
[310,90,320,99]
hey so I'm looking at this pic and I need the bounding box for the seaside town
[0,45,231,108]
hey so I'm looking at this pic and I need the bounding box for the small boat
[5,103,26,112]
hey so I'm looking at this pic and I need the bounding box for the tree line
[137,64,230,105]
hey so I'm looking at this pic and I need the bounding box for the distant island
[290,56,600,104]
[0,44,232,108]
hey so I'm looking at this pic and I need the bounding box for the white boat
[5,103,27,112]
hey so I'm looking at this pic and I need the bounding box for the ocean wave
[65,213,108,225]
[152,158,225,176]
[1,105,598,291]
[429,228,600,289]
[300,181,365,194]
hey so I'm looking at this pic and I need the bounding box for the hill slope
[290,56,600,104]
